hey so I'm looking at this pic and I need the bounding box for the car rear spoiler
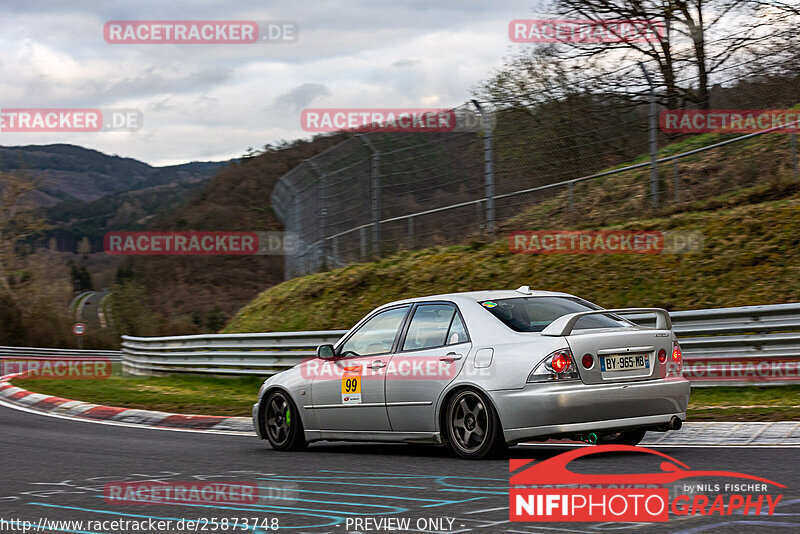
[541,308,672,337]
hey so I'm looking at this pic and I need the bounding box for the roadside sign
[72,322,87,336]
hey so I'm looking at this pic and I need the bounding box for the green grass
[687,385,800,422]
[12,374,263,416]
[10,375,799,421]
[223,187,800,334]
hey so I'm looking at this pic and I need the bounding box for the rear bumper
[490,377,690,444]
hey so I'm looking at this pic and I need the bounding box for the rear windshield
[478,297,627,333]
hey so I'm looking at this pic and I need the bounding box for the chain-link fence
[272,61,800,279]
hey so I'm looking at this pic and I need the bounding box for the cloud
[273,83,330,113]
[0,0,530,165]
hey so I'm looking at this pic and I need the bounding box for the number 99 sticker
[341,366,362,404]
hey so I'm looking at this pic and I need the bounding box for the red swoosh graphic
[509,445,785,488]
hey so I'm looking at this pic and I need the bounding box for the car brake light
[658,349,667,364]
[552,352,571,373]
[672,342,682,364]
[666,341,683,377]
[582,353,594,369]
[527,348,580,383]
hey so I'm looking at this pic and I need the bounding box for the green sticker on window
[482,301,498,308]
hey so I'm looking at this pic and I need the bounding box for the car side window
[447,312,468,345]
[340,306,409,357]
[402,304,463,351]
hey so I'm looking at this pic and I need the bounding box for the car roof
[379,289,577,308]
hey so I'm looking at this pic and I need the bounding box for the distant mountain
[43,179,212,252]
[0,143,229,206]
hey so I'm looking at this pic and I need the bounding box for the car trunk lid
[541,308,673,385]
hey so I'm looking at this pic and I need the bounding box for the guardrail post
[792,132,798,180]
[359,135,381,258]
[472,100,495,238]
[639,63,659,208]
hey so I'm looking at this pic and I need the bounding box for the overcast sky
[0,0,554,166]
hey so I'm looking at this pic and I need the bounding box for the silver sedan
[253,287,690,459]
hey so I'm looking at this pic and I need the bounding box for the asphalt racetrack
[1,403,798,534]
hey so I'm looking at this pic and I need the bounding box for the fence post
[472,100,495,238]
[407,216,414,249]
[288,195,300,280]
[673,159,680,202]
[568,181,575,213]
[792,132,798,180]
[359,227,367,261]
[360,135,381,258]
[639,63,659,208]
[307,160,326,271]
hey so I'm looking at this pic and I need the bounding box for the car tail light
[658,349,667,364]
[552,352,570,372]
[527,348,580,383]
[582,353,594,369]
[667,341,683,377]
[672,342,682,364]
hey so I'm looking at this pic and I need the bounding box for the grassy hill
[224,182,800,333]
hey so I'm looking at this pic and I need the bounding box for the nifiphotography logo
[509,445,785,523]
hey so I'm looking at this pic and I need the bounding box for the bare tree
[550,0,780,108]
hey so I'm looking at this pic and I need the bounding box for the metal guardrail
[0,346,122,361]
[114,303,800,386]
[626,303,800,386]
[0,346,122,379]
[121,332,347,376]
[3,303,797,385]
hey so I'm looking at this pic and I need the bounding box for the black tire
[264,390,307,451]
[444,389,507,460]
[598,428,647,446]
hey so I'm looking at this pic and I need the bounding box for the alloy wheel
[449,391,489,454]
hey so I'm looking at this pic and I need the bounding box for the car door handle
[368,360,387,370]
[439,352,463,363]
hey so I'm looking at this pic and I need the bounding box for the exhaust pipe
[650,417,684,432]
[668,416,683,430]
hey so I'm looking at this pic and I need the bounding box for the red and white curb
[0,375,253,434]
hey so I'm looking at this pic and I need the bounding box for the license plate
[600,353,650,372]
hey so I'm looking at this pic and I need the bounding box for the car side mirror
[316,344,336,360]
